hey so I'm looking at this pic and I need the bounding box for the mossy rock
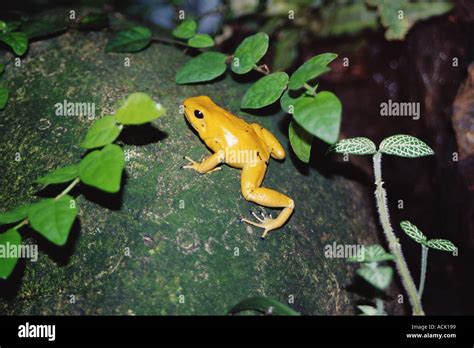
[0,30,379,315]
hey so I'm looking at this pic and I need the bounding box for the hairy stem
[418,245,429,300]
[372,152,424,315]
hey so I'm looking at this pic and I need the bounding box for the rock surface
[0,30,379,315]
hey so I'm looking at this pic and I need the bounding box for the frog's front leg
[240,161,294,238]
[183,150,224,174]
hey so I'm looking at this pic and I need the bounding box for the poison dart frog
[182,96,294,239]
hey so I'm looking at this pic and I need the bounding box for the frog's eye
[194,110,204,119]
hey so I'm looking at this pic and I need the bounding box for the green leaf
[228,296,299,316]
[172,19,197,39]
[28,195,78,246]
[272,29,299,71]
[80,115,122,148]
[21,20,67,40]
[332,137,377,155]
[0,228,21,279]
[114,93,166,125]
[187,34,214,48]
[0,31,28,55]
[280,90,304,114]
[347,244,394,263]
[366,0,453,40]
[288,53,337,90]
[175,52,227,84]
[79,144,125,193]
[0,88,9,110]
[289,120,313,163]
[231,32,269,74]
[79,12,109,30]
[106,26,151,53]
[293,92,342,144]
[6,21,22,32]
[0,205,31,225]
[241,72,288,109]
[379,134,434,157]
[426,239,457,252]
[0,21,7,32]
[0,63,4,74]
[357,265,393,290]
[400,221,426,244]
[357,305,378,316]
[36,164,79,185]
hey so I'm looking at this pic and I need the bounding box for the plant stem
[151,37,190,48]
[55,178,80,200]
[375,298,385,315]
[13,218,28,230]
[11,178,81,231]
[372,152,424,315]
[418,245,428,300]
[252,64,270,75]
[303,83,317,96]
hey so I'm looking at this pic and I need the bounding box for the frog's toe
[241,215,276,239]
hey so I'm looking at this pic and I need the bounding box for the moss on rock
[0,30,379,315]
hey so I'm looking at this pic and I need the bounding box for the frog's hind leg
[240,161,294,238]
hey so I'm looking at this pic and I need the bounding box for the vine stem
[372,152,424,315]
[55,178,80,200]
[418,245,429,299]
[151,37,190,48]
[11,178,81,231]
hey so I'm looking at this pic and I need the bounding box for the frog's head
[183,96,218,137]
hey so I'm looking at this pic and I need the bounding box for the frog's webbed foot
[182,152,224,174]
[241,210,277,239]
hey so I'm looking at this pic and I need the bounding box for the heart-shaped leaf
[241,72,288,109]
[80,115,122,148]
[79,12,109,31]
[176,52,227,84]
[172,20,197,39]
[280,90,304,114]
[187,34,214,48]
[114,93,165,125]
[288,120,312,163]
[231,32,269,74]
[79,144,125,193]
[0,228,21,279]
[21,20,67,39]
[36,164,79,185]
[293,92,342,144]
[28,195,78,246]
[0,205,31,225]
[0,31,28,55]
[289,53,337,90]
[347,245,394,263]
[357,265,393,290]
[106,26,151,53]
